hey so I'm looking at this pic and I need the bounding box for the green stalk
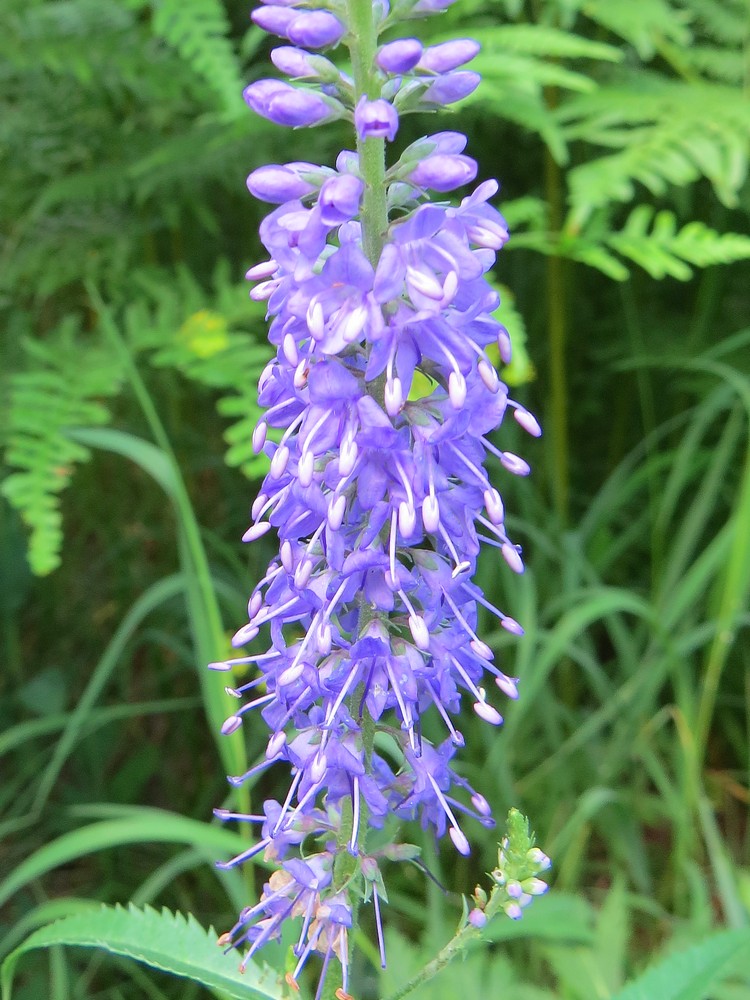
[316,4,389,996]
[543,97,569,528]
[345,0,388,267]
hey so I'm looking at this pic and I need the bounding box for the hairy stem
[345,0,388,266]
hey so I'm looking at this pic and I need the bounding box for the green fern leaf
[123,263,273,481]
[464,22,624,162]
[1,321,123,575]
[0,903,286,1000]
[680,0,747,46]
[607,206,750,280]
[146,0,246,118]
[562,76,750,222]
[582,0,691,59]
[472,24,623,63]
[610,927,750,1000]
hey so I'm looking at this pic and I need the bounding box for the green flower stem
[384,924,481,1000]
[345,0,388,267]
[544,142,569,528]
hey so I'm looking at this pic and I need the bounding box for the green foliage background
[1,0,750,997]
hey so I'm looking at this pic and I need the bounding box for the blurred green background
[2,0,750,997]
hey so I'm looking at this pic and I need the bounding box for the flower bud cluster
[468,808,551,926]
[214,1,540,994]
[245,0,481,137]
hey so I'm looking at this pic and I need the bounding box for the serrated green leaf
[0,810,255,912]
[607,208,750,280]
[610,928,750,1000]
[0,904,286,1000]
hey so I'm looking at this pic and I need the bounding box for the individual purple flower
[377,37,424,72]
[270,45,338,80]
[246,163,320,202]
[287,10,346,49]
[408,153,478,191]
[419,38,481,72]
[243,79,338,127]
[354,96,399,141]
[423,70,481,105]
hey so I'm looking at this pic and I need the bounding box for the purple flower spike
[220,2,541,995]
[424,70,481,105]
[354,97,399,141]
[287,10,345,49]
[408,153,478,191]
[419,39,481,72]
[377,38,424,73]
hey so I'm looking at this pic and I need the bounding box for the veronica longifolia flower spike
[214,0,541,994]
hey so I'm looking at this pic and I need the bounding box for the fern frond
[472,24,623,63]
[457,23,622,162]
[1,321,123,575]
[0,0,135,82]
[678,0,747,45]
[561,75,750,222]
[581,0,692,58]
[147,0,246,119]
[606,206,750,280]
[123,263,273,481]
